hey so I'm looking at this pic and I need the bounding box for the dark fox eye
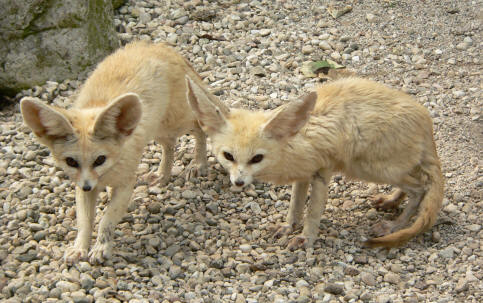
[223,151,234,162]
[249,154,264,164]
[93,155,106,167]
[66,157,79,168]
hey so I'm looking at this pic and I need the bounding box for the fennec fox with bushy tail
[186,76,444,249]
[20,41,223,264]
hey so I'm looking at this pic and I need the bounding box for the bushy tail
[366,164,444,248]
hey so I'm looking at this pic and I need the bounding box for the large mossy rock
[0,0,119,96]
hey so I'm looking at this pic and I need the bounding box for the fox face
[217,146,267,187]
[20,93,142,191]
[209,112,271,188]
[49,131,122,191]
[186,77,316,189]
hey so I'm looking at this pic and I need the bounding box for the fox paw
[273,224,294,239]
[184,162,208,181]
[64,246,87,265]
[371,194,401,210]
[287,235,314,251]
[371,220,397,237]
[145,172,170,187]
[88,242,112,264]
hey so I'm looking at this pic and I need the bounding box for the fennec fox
[20,41,222,264]
[186,77,444,249]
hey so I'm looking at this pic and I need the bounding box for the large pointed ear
[262,91,317,140]
[93,93,142,139]
[186,76,230,135]
[20,97,74,140]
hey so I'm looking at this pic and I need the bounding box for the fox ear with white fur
[93,93,142,139]
[20,97,75,143]
[186,76,230,135]
[262,91,317,140]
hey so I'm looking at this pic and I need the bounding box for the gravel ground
[1,0,481,302]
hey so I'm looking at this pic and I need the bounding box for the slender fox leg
[185,126,208,181]
[64,187,99,264]
[89,180,135,264]
[274,181,309,238]
[288,171,331,250]
[159,139,175,185]
[371,188,424,237]
[372,188,406,210]
[148,138,175,186]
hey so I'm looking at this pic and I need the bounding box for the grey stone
[366,13,376,23]
[296,295,310,303]
[56,280,80,292]
[453,90,465,98]
[456,42,469,50]
[171,8,187,19]
[147,203,161,214]
[16,209,28,221]
[182,190,197,199]
[148,236,161,247]
[33,230,47,241]
[302,45,314,55]
[175,16,189,25]
[296,279,309,288]
[49,287,62,299]
[361,271,376,286]
[206,201,219,214]
[455,278,469,293]
[165,244,180,257]
[139,12,151,24]
[260,29,271,37]
[6,278,24,296]
[169,265,183,279]
[376,294,392,303]
[251,66,266,77]
[466,224,481,232]
[354,255,368,264]
[24,150,36,161]
[72,290,90,303]
[239,244,251,252]
[343,266,360,276]
[330,51,341,60]
[210,258,224,269]
[384,272,400,284]
[0,0,119,95]
[78,262,92,272]
[16,250,38,262]
[247,201,261,214]
[463,36,473,45]
[80,273,95,290]
[319,40,332,50]
[360,292,372,302]
[324,283,344,295]
[439,246,456,259]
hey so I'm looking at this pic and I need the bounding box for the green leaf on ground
[301,60,345,78]
[327,5,352,19]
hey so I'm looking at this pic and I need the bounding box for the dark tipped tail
[365,165,444,248]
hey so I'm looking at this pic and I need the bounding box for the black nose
[234,180,245,187]
[82,184,92,192]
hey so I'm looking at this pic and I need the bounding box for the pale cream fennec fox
[186,77,444,249]
[20,41,222,264]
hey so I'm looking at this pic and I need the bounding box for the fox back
[20,41,206,190]
[188,77,437,187]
